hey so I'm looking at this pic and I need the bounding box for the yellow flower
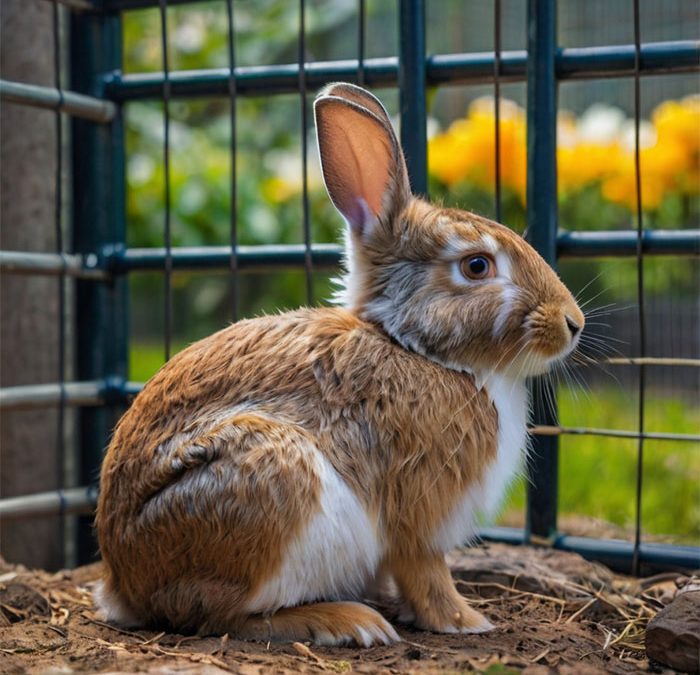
[429,95,698,211]
[428,97,527,203]
[602,141,689,211]
[652,96,699,194]
[557,107,628,196]
[261,176,297,204]
[654,96,700,154]
[558,142,624,197]
[428,123,478,186]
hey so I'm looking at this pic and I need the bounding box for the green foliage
[123,2,356,335]
[123,1,358,73]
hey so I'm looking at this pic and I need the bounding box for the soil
[0,543,693,674]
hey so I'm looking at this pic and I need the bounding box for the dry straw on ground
[0,543,695,674]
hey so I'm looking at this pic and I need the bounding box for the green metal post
[398,0,427,195]
[70,10,127,563]
[525,0,559,543]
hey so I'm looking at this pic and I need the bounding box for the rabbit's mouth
[503,341,577,379]
[509,310,583,377]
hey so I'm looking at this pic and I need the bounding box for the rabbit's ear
[318,82,394,129]
[314,93,411,239]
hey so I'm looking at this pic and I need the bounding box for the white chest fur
[432,374,528,553]
[245,449,382,614]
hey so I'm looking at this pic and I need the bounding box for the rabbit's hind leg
[132,411,382,638]
[122,412,325,631]
[238,601,400,647]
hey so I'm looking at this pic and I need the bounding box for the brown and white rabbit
[95,83,584,647]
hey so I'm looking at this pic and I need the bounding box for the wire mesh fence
[0,0,698,574]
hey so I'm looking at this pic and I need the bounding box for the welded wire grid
[0,0,698,572]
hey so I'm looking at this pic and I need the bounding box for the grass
[499,386,700,545]
[130,342,699,545]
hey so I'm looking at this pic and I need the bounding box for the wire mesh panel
[0,0,698,574]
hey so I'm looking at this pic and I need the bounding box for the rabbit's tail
[238,601,400,647]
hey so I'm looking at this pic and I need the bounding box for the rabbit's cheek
[245,450,381,614]
[492,284,521,339]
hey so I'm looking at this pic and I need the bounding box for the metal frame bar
[51,0,69,565]
[530,425,700,443]
[70,9,128,563]
[298,0,314,304]
[478,527,700,575]
[0,79,115,123]
[1,230,698,281]
[0,381,103,410]
[115,243,344,273]
[399,0,427,196]
[525,0,559,544]
[0,379,139,410]
[157,0,174,362]
[225,0,239,321]
[0,251,108,279]
[0,486,98,519]
[113,231,700,271]
[102,41,700,102]
[557,229,700,257]
[493,0,503,222]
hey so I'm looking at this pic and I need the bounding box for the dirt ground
[0,543,693,674]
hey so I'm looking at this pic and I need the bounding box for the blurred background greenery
[122,0,699,544]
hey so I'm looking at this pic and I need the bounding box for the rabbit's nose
[565,315,581,338]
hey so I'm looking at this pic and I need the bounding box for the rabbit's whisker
[580,332,626,349]
[581,300,617,314]
[574,271,607,304]
[577,287,614,311]
[583,304,635,321]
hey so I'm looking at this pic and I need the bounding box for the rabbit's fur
[96,83,584,647]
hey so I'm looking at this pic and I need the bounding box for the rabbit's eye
[460,254,495,280]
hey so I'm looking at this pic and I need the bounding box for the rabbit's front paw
[391,553,495,636]
[414,596,495,635]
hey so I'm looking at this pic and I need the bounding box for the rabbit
[94,82,584,648]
